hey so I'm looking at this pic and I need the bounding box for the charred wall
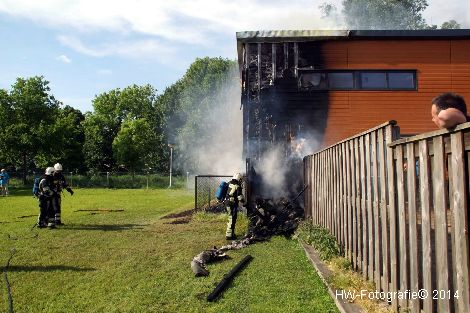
[241,41,329,204]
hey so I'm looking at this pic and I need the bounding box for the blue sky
[0,0,469,113]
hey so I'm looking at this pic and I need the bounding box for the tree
[441,20,461,29]
[82,113,116,173]
[341,0,429,29]
[112,118,154,177]
[0,76,59,183]
[156,57,238,173]
[83,84,164,173]
[35,105,86,172]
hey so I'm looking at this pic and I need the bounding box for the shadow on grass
[6,265,96,272]
[59,224,145,231]
[1,188,34,197]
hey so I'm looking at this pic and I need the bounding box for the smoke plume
[175,66,244,176]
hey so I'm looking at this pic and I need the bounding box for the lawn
[0,188,338,313]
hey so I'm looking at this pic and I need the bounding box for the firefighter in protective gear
[52,163,73,225]
[37,167,56,228]
[225,173,245,240]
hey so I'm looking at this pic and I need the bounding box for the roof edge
[236,29,470,42]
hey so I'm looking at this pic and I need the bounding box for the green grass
[0,188,338,313]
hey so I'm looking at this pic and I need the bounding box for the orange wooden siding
[318,39,470,146]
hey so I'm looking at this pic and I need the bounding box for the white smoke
[255,131,322,198]
[179,67,244,176]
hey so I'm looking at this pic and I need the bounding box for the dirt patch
[161,209,195,219]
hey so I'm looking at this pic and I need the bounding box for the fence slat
[338,145,344,249]
[386,125,398,311]
[354,138,361,270]
[351,140,358,270]
[360,136,367,278]
[378,128,389,293]
[396,144,408,309]
[328,148,333,234]
[365,133,374,281]
[313,155,316,222]
[450,132,470,313]
[323,151,327,228]
[407,143,420,313]
[433,136,450,312]
[346,141,353,263]
[341,143,348,255]
[420,139,433,313]
[371,131,381,290]
[316,153,319,224]
[333,147,338,241]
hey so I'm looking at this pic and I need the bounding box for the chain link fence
[194,175,232,211]
[6,171,191,189]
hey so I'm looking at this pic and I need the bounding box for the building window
[299,70,417,91]
[388,72,415,89]
[329,72,354,89]
[360,72,387,89]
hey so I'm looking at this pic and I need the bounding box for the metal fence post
[195,176,198,210]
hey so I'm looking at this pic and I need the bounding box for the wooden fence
[304,120,470,313]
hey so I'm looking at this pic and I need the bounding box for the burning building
[236,29,470,206]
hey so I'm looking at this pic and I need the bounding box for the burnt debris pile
[247,197,304,238]
[191,196,304,277]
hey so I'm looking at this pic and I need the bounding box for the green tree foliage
[36,105,86,172]
[341,0,429,29]
[112,118,154,175]
[83,84,165,173]
[321,0,461,31]
[0,76,60,183]
[156,57,237,172]
[82,113,117,173]
[441,19,461,29]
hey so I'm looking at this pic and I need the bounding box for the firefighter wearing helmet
[225,172,245,240]
[37,167,56,228]
[51,163,74,225]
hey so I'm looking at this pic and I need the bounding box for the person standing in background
[0,169,10,196]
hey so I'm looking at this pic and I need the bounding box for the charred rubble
[191,194,305,277]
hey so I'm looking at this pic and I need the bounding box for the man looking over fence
[431,92,469,129]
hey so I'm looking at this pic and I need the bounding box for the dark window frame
[298,69,417,91]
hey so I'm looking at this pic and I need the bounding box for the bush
[295,221,341,261]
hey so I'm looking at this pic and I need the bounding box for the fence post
[450,131,470,313]
[106,172,109,188]
[195,176,198,210]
